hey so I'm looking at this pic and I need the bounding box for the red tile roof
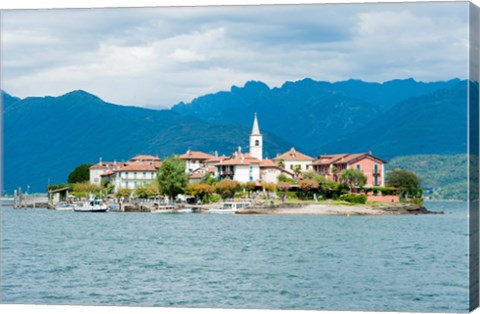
[215,151,261,166]
[274,148,313,161]
[204,156,225,164]
[130,155,160,162]
[100,170,115,177]
[259,159,277,168]
[179,150,216,160]
[90,162,117,170]
[312,153,386,166]
[114,161,162,172]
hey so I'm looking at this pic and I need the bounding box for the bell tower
[249,113,263,160]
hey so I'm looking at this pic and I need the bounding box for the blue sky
[1,1,470,108]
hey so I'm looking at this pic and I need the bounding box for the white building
[90,155,161,192]
[215,148,261,183]
[89,160,121,185]
[112,161,160,191]
[179,150,216,173]
[273,147,314,173]
[259,159,295,183]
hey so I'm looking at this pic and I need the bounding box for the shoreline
[235,202,444,216]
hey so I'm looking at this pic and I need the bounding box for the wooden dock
[11,188,48,208]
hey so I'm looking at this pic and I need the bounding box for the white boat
[208,199,251,214]
[55,202,74,211]
[151,205,193,214]
[73,199,108,212]
[151,205,176,213]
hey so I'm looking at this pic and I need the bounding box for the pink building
[312,152,386,187]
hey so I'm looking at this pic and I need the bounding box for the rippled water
[1,201,470,312]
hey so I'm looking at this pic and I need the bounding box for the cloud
[0,2,470,108]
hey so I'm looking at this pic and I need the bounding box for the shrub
[339,194,367,204]
[208,193,221,203]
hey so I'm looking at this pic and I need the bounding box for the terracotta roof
[179,150,216,160]
[189,166,216,179]
[312,153,386,166]
[114,161,161,172]
[130,155,160,162]
[204,156,225,164]
[312,154,350,166]
[90,162,117,170]
[190,172,206,179]
[274,148,313,161]
[215,151,261,166]
[101,170,115,176]
[259,159,277,168]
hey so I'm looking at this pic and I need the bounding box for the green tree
[293,165,302,177]
[135,184,159,198]
[157,156,189,202]
[244,181,256,197]
[261,182,276,199]
[276,158,285,168]
[186,183,214,203]
[339,168,367,191]
[116,187,132,199]
[302,171,326,184]
[68,163,93,183]
[215,180,239,200]
[200,173,218,185]
[386,169,422,199]
[331,165,338,175]
[297,179,319,199]
[277,181,291,203]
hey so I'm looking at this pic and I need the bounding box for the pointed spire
[251,112,261,135]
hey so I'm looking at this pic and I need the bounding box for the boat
[208,199,252,214]
[55,202,74,211]
[73,199,108,212]
[151,205,193,214]
[151,205,176,214]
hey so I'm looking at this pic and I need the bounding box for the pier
[10,188,48,209]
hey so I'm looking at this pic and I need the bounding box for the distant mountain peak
[61,89,102,101]
[230,80,270,93]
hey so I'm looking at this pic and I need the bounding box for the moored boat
[151,205,193,214]
[55,202,74,211]
[73,199,108,212]
[208,199,252,214]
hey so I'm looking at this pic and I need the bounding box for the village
[42,113,430,214]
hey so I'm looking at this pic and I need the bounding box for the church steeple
[251,112,261,136]
[249,112,263,160]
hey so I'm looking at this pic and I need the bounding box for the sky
[0,1,471,108]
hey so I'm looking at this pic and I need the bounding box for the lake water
[1,202,470,312]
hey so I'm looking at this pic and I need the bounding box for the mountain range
[2,78,468,193]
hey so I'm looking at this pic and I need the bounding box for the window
[134,172,137,178]
[255,140,259,146]
[250,176,253,181]
[306,165,309,170]
[374,176,378,186]
[134,181,137,188]
[356,165,360,171]
[125,172,129,178]
[374,164,378,174]
[143,172,146,178]
[124,182,128,188]
[290,165,293,170]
